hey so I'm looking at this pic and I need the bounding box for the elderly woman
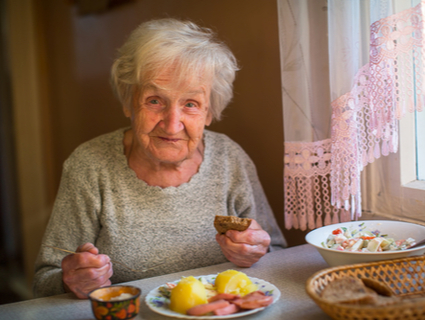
[33,18,286,299]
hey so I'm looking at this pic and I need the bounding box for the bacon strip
[186,299,230,316]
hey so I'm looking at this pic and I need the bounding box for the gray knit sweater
[33,128,287,298]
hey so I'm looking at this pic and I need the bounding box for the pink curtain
[279,0,424,231]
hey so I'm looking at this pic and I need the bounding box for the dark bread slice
[214,215,252,234]
[321,276,403,307]
[361,278,394,297]
[320,277,378,305]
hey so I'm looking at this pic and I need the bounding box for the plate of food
[145,270,280,319]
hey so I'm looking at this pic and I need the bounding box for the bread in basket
[306,255,425,320]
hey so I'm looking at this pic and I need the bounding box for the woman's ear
[205,112,213,126]
[123,105,131,118]
[124,90,139,118]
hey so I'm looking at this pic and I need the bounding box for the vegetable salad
[323,223,416,252]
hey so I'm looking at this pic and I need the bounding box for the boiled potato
[169,276,207,314]
[215,270,257,296]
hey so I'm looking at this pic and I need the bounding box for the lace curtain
[278,0,424,231]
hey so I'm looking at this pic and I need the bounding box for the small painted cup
[88,285,141,320]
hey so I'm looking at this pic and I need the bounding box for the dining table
[0,244,332,320]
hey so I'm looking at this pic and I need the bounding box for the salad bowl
[305,220,425,267]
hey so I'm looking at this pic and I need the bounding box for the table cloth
[0,244,331,320]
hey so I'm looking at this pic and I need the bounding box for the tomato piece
[361,236,376,240]
[332,228,343,235]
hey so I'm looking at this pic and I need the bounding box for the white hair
[110,18,239,121]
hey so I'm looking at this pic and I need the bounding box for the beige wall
[10,0,308,289]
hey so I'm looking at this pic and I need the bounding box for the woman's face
[124,69,212,165]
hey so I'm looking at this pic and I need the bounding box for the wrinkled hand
[215,219,271,267]
[62,243,113,299]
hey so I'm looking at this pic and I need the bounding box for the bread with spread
[214,215,252,234]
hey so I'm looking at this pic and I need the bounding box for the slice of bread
[361,278,394,297]
[214,215,252,234]
[320,277,378,305]
[321,276,404,307]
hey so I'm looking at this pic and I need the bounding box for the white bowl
[305,220,425,267]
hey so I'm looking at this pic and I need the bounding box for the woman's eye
[149,99,160,104]
[185,102,196,108]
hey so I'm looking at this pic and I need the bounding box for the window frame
[416,108,425,181]
[361,111,425,223]
[393,111,425,219]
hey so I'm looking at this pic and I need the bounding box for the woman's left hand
[215,219,271,267]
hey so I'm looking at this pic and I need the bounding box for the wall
[10,0,308,290]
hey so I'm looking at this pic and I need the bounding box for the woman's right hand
[61,243,113,299]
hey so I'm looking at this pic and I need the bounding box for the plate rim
[144,274,280,319]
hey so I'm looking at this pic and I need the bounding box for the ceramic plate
[145,274,280,319]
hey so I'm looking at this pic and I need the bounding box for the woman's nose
[161,105,184,134]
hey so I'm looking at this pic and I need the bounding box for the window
[416,109,425,181]
[381,0,425,223]
[361,92,425,222]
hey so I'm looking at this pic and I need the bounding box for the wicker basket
[306,255,425,320]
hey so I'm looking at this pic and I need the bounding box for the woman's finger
[76,242,99,255]
[247,219,262,230]
[226,229,270,247]
[216,233,268,267]
[62,252,110,270]
[63,261,114,299]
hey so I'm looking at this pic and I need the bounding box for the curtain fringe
[330,1,424,215]
[284,140,352,230]
[284,1,425,230]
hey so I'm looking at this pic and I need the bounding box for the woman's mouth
[158,136,181,142]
